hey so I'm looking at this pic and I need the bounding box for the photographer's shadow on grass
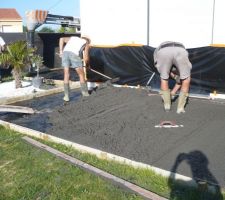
[168,150,223,200]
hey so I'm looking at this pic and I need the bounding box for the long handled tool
[89,68,113,80]
[89,68,120,83]
[146,72,156,86]
[88,68,120,89]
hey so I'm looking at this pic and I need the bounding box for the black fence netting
[1,32,225,94]
[88,45,225,94]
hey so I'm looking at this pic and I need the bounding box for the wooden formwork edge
[22,136,168,200]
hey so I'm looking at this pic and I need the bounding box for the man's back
[63,36,86,56]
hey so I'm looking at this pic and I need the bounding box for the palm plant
[0,40,35,88]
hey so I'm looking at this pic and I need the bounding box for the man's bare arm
[59,37,70,56]
[83,44,91,67]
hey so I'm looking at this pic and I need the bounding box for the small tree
[0,40,35,88]
[30,54,43,77]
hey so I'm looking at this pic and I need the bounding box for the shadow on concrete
[168,150,223,200]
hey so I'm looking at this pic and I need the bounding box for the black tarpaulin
[87,45,225,94]
[88,45,156,86]
[188,46,225,94]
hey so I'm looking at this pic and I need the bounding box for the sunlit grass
[0,126,141,200]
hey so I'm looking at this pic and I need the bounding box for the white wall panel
[80,0,147,45]
[80,0,225,48]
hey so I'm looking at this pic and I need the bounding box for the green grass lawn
[0,126,141,200]
[0,125,224,200]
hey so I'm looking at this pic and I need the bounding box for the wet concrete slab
[1,86,225,190]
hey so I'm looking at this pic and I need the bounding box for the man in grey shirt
[154,41,192,113]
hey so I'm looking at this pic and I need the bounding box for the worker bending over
[59,35,90,101]
[154,41,192,113]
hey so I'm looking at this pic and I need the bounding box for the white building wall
[0,21,23,33]
[149,0,213,48]
[80,0,225,48]
[212,0,225,45]
[80,0,147,46]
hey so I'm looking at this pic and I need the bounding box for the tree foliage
[0,40,35,88]
[38,26,55,33]
[56,26,76,33]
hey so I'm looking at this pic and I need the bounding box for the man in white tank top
[59,36,91,101]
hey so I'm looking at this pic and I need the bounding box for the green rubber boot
[160,89,171,111]
[80,82,89,97]
[177,91,188,114]
[63,83,70,102]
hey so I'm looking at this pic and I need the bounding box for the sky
[1,0,80,28]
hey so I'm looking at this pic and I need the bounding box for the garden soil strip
[23,136,168,200]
